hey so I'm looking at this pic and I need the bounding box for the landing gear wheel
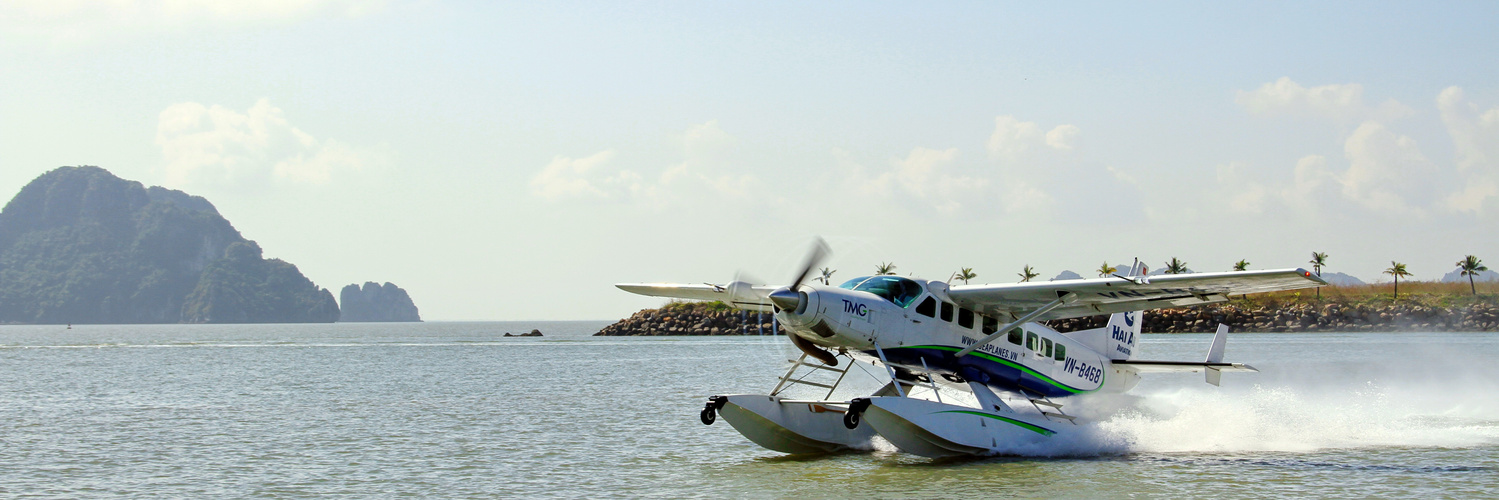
[842,410,860,429]
[700,395,728,426]
[843,398,873,429]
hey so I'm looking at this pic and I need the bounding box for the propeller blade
[787,237,831,290]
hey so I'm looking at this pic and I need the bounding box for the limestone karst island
[0,166,420,324]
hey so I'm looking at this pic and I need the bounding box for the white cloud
[156,98,379,188]
[1437,86,1499,214]
[1221,122,1439,219]
[986,115,1043,158]
[1045,124,1081,150]
[1215,162,1269,214]
[1236,77,1411,122]
[1281,155,1338,213]
[529,150,629,201]
[1339,121,1437,214]
[529,121,759,208]
[837,147,989,214]
[986,116,1080,158]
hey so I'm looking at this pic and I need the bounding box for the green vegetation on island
[0,166,339,324]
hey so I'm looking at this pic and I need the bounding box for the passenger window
[1042,338,1053,358]
[982,316,998,334]
[1026,332,1038,351]
[915,297,936,318]
[957,308,974,329]
[1007,328,1022,345]
[940,302,954,322]
[1054,343,1067,361]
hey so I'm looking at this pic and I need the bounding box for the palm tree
[1457,255,1488,295]
[875,262,897,275]
[817,267,836,285]
[1233,259,1250,272]
[1164,257,1188,274]
[1383,261,1412,300]
[951,267,978,284]
[1310,251,1328,297]
[1097,261,1117,278]
[1017,265,1039,282]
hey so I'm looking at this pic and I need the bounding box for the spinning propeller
[770,238,840,366]
[768,237,830,313]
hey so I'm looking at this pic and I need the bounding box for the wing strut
[956,292,1078,358]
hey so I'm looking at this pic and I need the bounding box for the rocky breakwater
[600,298,1499,335]
[1047,299,1499,333]
[595,302,784,336]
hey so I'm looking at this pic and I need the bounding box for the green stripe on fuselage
[891,345,1102,394]
[933,410,1057,436]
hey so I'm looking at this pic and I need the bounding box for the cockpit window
[837,276,925,308]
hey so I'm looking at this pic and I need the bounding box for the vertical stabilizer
[1205,323,1229,386]
[1062,310,1141,360]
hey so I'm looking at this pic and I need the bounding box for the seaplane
[617,240,1327,457]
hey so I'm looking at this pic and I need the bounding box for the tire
[700,407,716,425]
[842,410,860,429]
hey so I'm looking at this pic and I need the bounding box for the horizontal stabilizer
[1113,360,1257,373]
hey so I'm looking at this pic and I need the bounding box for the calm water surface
[1,322,1495,498]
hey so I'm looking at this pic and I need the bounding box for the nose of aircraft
[770,286,821,322]
[768,288,801,312]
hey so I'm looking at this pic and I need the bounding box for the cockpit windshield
[837,276,926,308]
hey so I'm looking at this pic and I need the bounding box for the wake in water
[1064,354,1499,457]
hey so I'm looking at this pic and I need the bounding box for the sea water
[0,323,1495,498]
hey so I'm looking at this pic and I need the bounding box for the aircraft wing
[946,268,1326,321]
[615,282,779,312]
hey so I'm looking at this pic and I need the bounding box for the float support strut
[956,292,1077,358]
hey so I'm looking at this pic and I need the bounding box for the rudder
[1063,310,1142,361]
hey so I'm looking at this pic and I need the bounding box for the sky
[2,2,1497,320]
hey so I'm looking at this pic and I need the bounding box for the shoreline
[595,296,1499,336]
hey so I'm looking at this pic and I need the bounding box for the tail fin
[1205,323,1229,386]
[1063,310,1141,360]
[1105,310,1141,360]
[1121,258,1150,284]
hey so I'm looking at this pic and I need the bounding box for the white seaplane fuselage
[778,276,1140,399]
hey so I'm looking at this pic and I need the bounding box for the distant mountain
[0,166,339,324]
[1441,268,1499,283]
[339,282,421,322]
[1051,270,1083,281]
[1319,272,1366,286]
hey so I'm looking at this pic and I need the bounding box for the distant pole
[741,309,747,334]
[757,311,763,335]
